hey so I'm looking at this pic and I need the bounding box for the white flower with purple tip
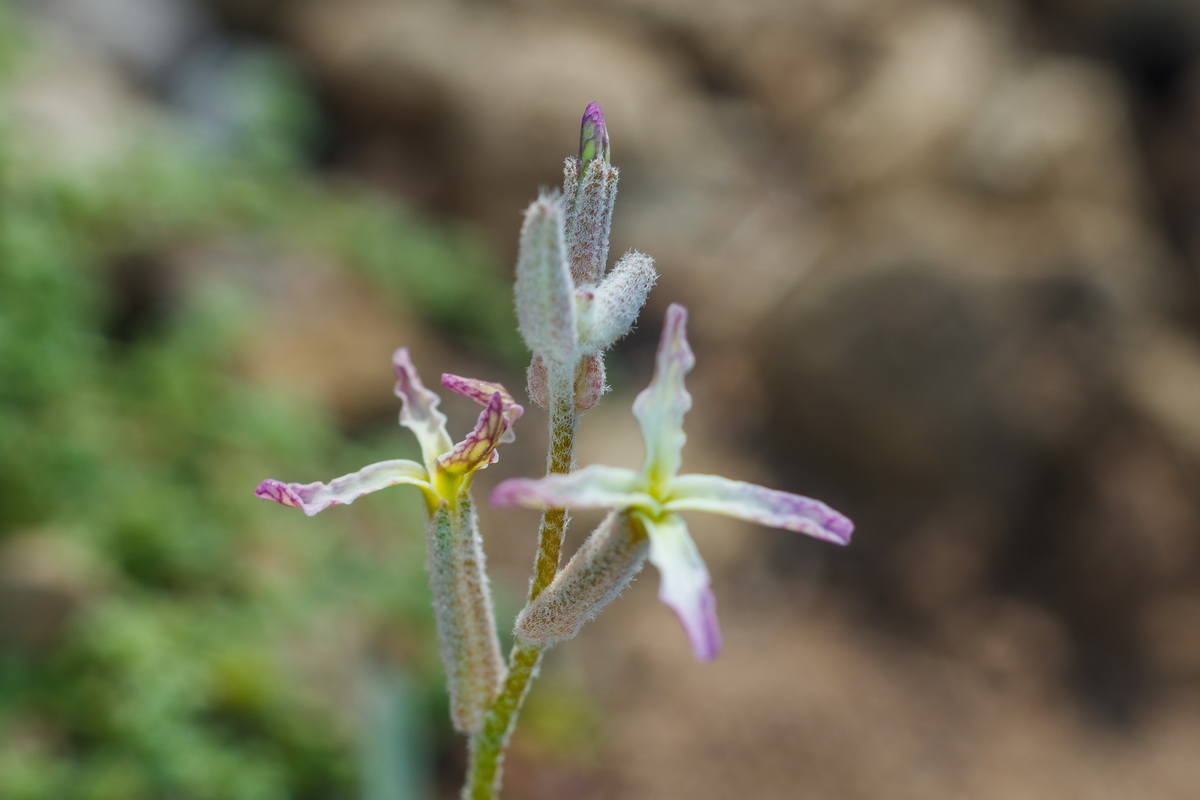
[491,304,852,661]
[255,348,522,735]
[255,348,523,514]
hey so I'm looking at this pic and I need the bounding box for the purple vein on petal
[667,474,853,545]
[442,373,524,444]
[439,392,507,474]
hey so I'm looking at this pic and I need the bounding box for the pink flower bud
[573,353,607,410]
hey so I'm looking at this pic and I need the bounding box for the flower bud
[526,355,550,409]
[514,192,577,365]
[578,101,610,165]
[562,103,619,286]
[515,511,648,647]
[564,160,619,286]
[576,250,657,354]
[573,353,607,410]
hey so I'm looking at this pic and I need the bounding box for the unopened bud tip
[579,102,610,165]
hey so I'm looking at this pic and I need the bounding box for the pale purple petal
[438,392,509,475]
[490,465,648,510]
[632,304,693,487]
[641,511,721,661]
[666,474,853,545]
[441,374,524,444]
[255,459,430,516]
[393,349,452,471]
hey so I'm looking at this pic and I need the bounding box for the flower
[491,304,852,661]
[255,348,523,514]
[255,348,522,734]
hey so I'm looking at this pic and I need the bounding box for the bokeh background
[3,0,1200,797]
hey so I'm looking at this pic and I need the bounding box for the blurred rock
[278,0,719,235]
[667,1,1199,720]
[5,45,161,175]
[211,245,439,427]
[29,0,210,85]
[1121,324,1200,461]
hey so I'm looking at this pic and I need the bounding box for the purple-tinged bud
[579,102,610,165]
[561,104,620,285]
[527,337,608,411]
[573,353,607,410]
[526,356,550,409]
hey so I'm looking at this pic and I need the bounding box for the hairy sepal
[425,495,504,734]
[515,192,576,365]
[516,511,648,647]
[576,250,656,353]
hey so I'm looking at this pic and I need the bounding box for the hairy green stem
[529,369,578,602]
[462,362,578,799]
[462,643,542,800]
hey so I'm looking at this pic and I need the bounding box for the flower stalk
[463,348,580,798]
[463,642,543,800]
[253,102,853,800]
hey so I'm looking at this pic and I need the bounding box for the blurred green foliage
[0,11,519,798]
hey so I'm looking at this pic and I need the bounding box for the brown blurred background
[4,0,1200,798]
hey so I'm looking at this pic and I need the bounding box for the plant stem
[462,363,578,799]
[462,642,542,800]
[529,371,578,602]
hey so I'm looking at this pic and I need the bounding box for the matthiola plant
[255,103,852,800]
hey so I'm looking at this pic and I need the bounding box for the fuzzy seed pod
[515,511,648,647]
[526,355,550,409]
[426,497,504,733]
